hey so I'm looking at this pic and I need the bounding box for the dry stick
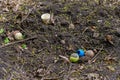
[0,35,37,48]
[82,27,89,34]
[59,55,70,63]
[17,5,36,37]
[17,7,35,36]
[19,6,35,24]
[88,45,104,64]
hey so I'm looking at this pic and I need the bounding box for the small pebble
[13,31,23,40]
[69,23,75,29]
[60,40,66,44]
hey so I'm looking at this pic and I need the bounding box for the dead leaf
[13,4,20,12]
[67,44,74,51]
[3,7,9,12]
[89,26,97,32]
[6,31,14,41]
[104,55,117,61]
[107,66,115,71]
[85,73,100,79]
[105,35,114,45]
[60,40,66,44]
[0,14,7,22]
[104,55,117,64]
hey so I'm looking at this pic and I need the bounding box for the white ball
[14,32,23,40]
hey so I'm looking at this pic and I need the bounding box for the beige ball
[85,50,95,58]
[14,31,23,40]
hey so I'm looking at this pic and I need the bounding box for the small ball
[85,50,95,58]
[14,31,23,40]
[77,49,85,57]
[70,53,79,62]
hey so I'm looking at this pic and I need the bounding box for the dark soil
[0,0,120,80]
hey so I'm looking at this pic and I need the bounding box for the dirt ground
[0,0,120,80]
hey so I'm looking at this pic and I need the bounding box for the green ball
[70,53,79,62]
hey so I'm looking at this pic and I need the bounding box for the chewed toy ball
[70,53,79,62]
[77,49,85,57]
[85,50,95,58]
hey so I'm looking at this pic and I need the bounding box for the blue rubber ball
[77,49,85,57]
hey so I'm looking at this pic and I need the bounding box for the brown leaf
[107,66,115,71]
[104,55,117,61]
[6,31,14,41]
[105,35,114,45]
[89,26,97,32]
[13,4,20,12]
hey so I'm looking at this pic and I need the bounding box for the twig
[88,45,103,64]
[19,6,35,24]
[17,7,35,36]
[82,27,89,34]
[59,55,70,63]
[0,35,37,48]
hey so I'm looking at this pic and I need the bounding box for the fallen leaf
[105,35,114,45]
[89,26,97,32]
[6,31,14,41]
[85,73,100,79]
[13,4,20,12]
[3,7,9,12]
[107,66,115,71]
